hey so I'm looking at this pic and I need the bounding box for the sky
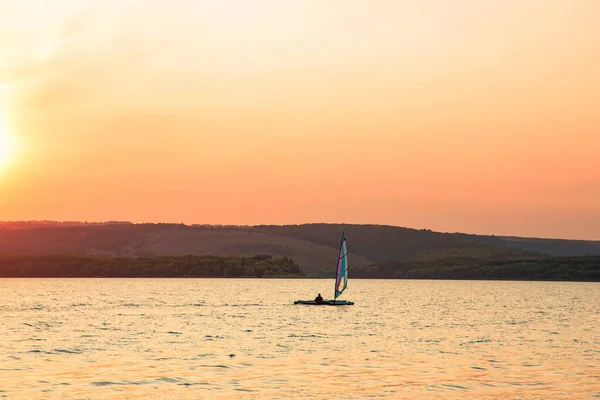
[0,0,599,240]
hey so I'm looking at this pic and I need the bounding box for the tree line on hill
[0,253,598,281]
[0,254,304,278]
[350,256,600,281]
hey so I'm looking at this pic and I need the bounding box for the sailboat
[294,232,354,306]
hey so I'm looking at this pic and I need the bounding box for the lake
[1,278,599,399]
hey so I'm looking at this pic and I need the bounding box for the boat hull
[294,300,354,306]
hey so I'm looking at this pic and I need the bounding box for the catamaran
[294,232,354,306]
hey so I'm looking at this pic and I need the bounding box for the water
[1,279,599,399]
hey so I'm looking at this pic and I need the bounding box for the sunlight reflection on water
[0,278,599,399]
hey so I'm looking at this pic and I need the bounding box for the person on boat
[314,293,324,303]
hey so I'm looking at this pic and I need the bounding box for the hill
[0,222,598,275]
[454,233,600,258]
[251,224,538,263]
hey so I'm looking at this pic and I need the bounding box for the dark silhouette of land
[0,221,599,280]
[0,254,302,278]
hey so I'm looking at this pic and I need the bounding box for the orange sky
[0,0,599,239]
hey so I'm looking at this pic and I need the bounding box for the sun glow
[0,94,15,172]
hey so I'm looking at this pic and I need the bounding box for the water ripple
[0,278,598,399]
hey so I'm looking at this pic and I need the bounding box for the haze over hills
[1,221,599,275]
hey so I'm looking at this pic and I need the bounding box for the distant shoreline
[1,223,599,281]
[1,276,598,283]
[0,254,599,282]
[0,254,305,279]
